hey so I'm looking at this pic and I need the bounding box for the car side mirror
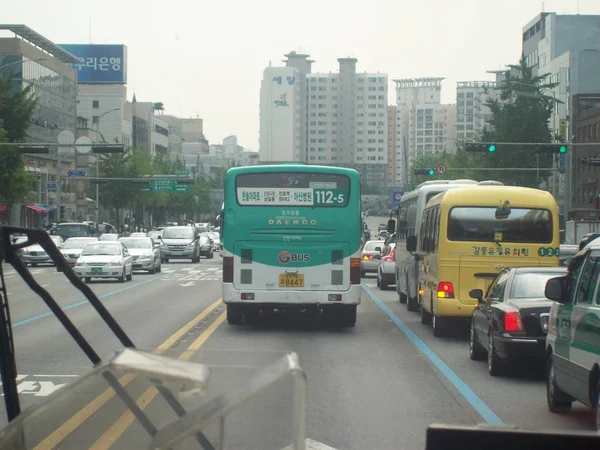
[469,289,484,303]
[545,276,572,304]
[387,219,396,234]
[406,236,417,253]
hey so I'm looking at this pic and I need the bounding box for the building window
[92,116,99,124]
[92,100,99,108]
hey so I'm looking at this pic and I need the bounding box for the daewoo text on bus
[221,165,362,327]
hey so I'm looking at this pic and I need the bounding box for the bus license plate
[91,267,102,274]
[279,274,304,287]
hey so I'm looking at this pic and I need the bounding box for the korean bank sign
[59,44,127,84]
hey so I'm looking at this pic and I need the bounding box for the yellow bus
[410,185,560,337]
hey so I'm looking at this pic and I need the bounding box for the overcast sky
[3,0,598,150]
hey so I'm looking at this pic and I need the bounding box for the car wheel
[432,314,444,337]
[469,320,485,361]
[546,354,573,413]
[380,272,388,290]
[487,332,504,376]
[595,380,600,431]
[85,277,91,283]
[149,263,156,274]
[156,261,162,273]
[126,269,132,281]
[118,270,125,283]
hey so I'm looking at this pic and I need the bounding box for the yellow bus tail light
[437,282,455,298]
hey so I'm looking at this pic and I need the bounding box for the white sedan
[74,241,133,283]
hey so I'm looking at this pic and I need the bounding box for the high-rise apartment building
[387,105,397,186]
[455,81,499,141]
[393,78,456,187]
[259,65,302,162]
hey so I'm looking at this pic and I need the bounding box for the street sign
[392,191,404,206]
[67,170,87,177]
[175,185,191,192]
[149,180,191,193]
[47,182,57,190]
[436,164,447,175]
[175,169,191,176]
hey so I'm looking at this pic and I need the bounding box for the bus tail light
[223,256,234,282]
[241,293,255,300]
[436,282,455,298]
[383,248,395,262]
[350,258,361,284]
[328,294,342,302]
[503,310,524,332]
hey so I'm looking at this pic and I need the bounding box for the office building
[0,25,79,225]
[259,65,302,162]
[394,78,456,187]
[387,105,398,187]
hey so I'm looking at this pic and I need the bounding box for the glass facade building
[0,54,77,142]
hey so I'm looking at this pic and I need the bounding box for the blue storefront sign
[392,191,404,206]
[59,44,127,84]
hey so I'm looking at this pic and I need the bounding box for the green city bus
[221,164,363,327]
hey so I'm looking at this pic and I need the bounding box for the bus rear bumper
[222,284,361,306]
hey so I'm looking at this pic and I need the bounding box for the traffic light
[59,206,65,221]
[464,143,497,153]
[414,168,435,176]
[537,144,567,154]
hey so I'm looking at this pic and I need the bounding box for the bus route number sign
[313,189,345,205]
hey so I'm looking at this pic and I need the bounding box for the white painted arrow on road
[179,282,196,287]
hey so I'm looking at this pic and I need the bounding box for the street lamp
[93,108,120,228]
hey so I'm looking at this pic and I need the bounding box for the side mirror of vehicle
[387,219,396,234]
[545,276,572,304]
[406,236,417,252]
[469,289,484,303]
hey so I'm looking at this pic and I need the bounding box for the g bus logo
[278,251,310,264]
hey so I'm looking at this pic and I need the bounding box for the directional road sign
[67,170,87,177]
[46,182,57,190]
[436,164,447,175]
[148,180,191,193]
[392,191,404,206]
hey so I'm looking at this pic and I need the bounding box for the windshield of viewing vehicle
[447,207,553,243]
[63,238,97,249]
[235,172,350,207]
[162,228,195,239]
[510,272,565,299]
[119,238,151,249]
[81,244,121,256]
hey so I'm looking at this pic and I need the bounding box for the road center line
[33,298,223,450]
[90,312,227,449]
[362,284,503,425]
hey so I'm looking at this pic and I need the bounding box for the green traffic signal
[488,144,496,152]
[559,145,567,154]
[428,169,435,176]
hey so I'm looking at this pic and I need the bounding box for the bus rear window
[235,172,350,207]
[447,207,552,244]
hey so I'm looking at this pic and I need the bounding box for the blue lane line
[12,277,158,328]
[361,283,504,425]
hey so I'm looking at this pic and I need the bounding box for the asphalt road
[0,225,596,449]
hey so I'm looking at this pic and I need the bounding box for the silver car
[377,242,397,290]
[119,237,162,273]
[361,240,385,277]
[73,241,133,282]
[17,235,64,266]
[59,237,99,270]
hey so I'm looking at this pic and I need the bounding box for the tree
[98,149,138,226]
[0,77,36,205]
[480,57,559,187]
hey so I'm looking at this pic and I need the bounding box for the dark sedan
[468,266,567,377]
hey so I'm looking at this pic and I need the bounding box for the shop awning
[35,204,55,212]
[26,204,48,214]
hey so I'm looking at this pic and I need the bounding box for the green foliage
[0,76,36,204]
[410,57,559,190]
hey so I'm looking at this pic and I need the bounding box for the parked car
[544,244,600,430]
[119,237,162,273]
[361,240,385,277]
[468,266,567,376]
[377,242,396,290]
[73,241,133,283]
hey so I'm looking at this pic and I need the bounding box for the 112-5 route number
[314,189,345,205]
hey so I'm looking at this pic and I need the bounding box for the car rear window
[364,241,384,252]
[510,272,565,299]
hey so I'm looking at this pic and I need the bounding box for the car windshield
[81,244,121,256]
[510,272,565,299]
[163,228,195,239]
[364,241,384,252]
[63,238,97,249]
[119,239,151,249]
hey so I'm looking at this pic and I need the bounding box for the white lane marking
[179,282,196,287]
[206,267,219,272]
[41,284,50,288]
[0,374,77,397]
[33,374,79,378]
